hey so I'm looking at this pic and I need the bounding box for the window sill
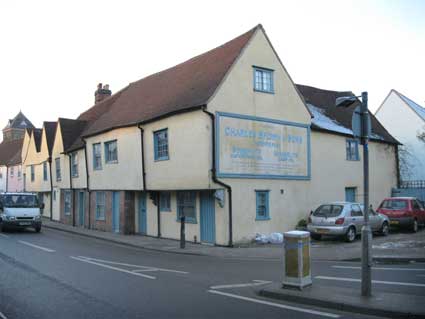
[176,218,197,224]
[93,167,102,171]
[160,209,171,213]
[105,161,118,165]
[154,157,169,162]
[346,159,360,162]
[72,175,79,178]
[256,217,271,221]
[254,89,274,94]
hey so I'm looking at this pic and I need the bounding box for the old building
[22,25,399,245]
[375,90,425,181]
[0,111,34,192]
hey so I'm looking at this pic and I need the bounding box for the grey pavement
[42,218,425,262]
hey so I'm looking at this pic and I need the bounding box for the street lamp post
[336,91,372,297]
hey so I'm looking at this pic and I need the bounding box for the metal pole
[360,91,372,297]
[180,215,186,249]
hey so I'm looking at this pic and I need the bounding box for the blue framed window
[30,165,35,182]
[64,190,71,215]
[346,139,359,161]
[71,152,78,177]
[93,143,102,170]
[104,140,118,164]
[177,191,196,223]
[55,158,61,181]
[253,66,274,93]
[95,191,106,220]
[160,192,171,212]
[255,190,270,220]
[154,129,169,161]
[43,162,48,181]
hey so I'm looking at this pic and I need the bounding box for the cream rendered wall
[144,111,212,190]
[375,91,425,180]
[70,148,87,189]
[86,127,143,191]
[0,166,6,192]
[52,123,70,190]
[206,27,312,244]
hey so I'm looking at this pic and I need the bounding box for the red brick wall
[60,189,74,226]
[90,191,113,232]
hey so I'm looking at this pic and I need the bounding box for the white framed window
[96,191,106,220]
[55,158,61,181]
[154,129,169,161]
[93,143,102,170]
[104,140,118,164]
[64,190,71,215]
[71,152,78,177]
[253,66,274,93]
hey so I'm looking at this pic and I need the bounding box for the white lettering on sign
[216,113,310,179]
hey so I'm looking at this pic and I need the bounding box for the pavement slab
[260,282,425,319]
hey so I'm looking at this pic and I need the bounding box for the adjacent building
[21,25,399,245]
[0,112,34,192]
[375,90,425,181]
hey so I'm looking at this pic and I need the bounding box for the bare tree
[398,145,415,181]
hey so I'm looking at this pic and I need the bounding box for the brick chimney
[94,83,112,104]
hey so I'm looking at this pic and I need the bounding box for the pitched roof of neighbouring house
[76,25,260,139]
[58,118,88,152]
[0,138,23,166]
[392,90,425,122]
[43,121,57,156]
[3,111,35,131]
[33,129,42,152]
[296,84,400,145]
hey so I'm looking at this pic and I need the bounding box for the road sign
[352,105,371,139]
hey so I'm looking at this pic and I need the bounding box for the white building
[375,89,425,181]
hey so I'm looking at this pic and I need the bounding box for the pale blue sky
[0,0,423,137]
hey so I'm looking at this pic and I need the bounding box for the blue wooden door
[78,192,85,226]
[112,192,120,233]
[138,192,147,235]
[345,187,356,203]
[200,191,215,244]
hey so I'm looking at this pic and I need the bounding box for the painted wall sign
[216,112,311,179]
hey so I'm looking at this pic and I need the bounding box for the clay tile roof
[0,138,23,166]
[33,129,42,152]
[296,84,400,145]
[43,121,57,156]
[80,25,259,138]
[3,111,35,131]
[58,118,88,152]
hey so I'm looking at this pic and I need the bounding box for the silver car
[307,202,390,242]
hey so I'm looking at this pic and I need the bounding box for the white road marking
[315,276,425,287]
[18,241,55,253]
[210,280,272,290]
[332,265,425,271]
[76,256,188,274]
[0,234,9,238]
[70,256,156,280]
[207,290,340,318]
[0,311,8,319]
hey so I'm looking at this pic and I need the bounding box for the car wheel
[411,219,418,233]
[0,222,3,233]
[311,233,321,240]
[380,222,389,236]
[345,227,356,242]
[35,226,41,233]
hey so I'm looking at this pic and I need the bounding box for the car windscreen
[379,200,407,210]
[1,195,39,208]
[313,205,344,217]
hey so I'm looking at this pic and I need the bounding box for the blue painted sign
[216,112,311,179]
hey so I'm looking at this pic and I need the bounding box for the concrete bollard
[282,230,312,289]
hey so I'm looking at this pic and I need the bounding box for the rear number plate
[390,220,399,225]
[317,228,329,234]
[19,222,31,226]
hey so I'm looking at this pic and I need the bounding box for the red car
[377,197,425,232]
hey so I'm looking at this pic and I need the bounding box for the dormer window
[253,66,274,94]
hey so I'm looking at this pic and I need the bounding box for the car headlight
[34,215,41,220]
[7,216,16,221]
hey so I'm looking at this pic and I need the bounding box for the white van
[0,193,44,232]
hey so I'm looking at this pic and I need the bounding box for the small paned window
[154,129,169,161]
[105,140,118,163]
[160,192,171,212]
[177,191,196,223]
[346,139,359,161]
[64,191,71,215]
[55,158,61,181]
[10,167,14,177]
[253,67,274,93]
[30,165,35,182]
[255,190,270,220]
[96,191,106,220]
[43,162,48,181]
[18,166,21,178]
[71,152,79,177]
[93,143,102,170]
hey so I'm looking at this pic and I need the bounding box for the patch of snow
[372,240,425,249]
[308,103,353,135]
